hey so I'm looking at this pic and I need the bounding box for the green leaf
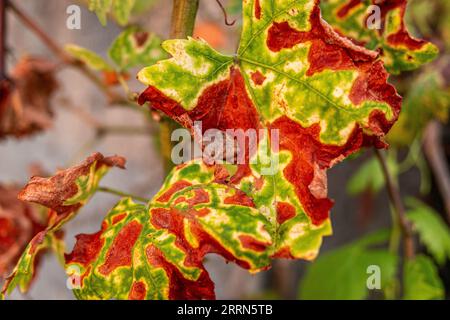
[66,44,114,71]
[113,0,136,26]
[403,255,444,300]
[1,153,125,297]
[89,0,135,26]
[387,67,450,146]
[347,154,398,195]
[108,27,166,71]
[89,0,112,26]
[406,198,450,266]
[320,0,439,74]
[299,230,397,300]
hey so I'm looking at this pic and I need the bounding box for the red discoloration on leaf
[213,165,231,183]
[349,61,402,132]
[128,281,147,300]
[18,152,126,216]
[146,245,215,300]
[134,31,149,47]
[112,213,128,225]
[138,86,187,120]
[255,0,262,20]
[174,188,210,206]
[65,225,106,267]
[156,180,192,203]
[271,116,364,225]
[271,246,296,259]
[387,29,426,51]
[151,208,252,270]
[251,70,266,85]
[336,0,428,51]
[224,190,255,208]
[267,5,377,76]
[238,235,269,252]
[276,202,296,224]
[99,221,143,275]
[336,0,361,18]
[140,67,261,184]
[0,185,45,277]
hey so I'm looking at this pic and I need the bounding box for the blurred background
[0,0,449,299]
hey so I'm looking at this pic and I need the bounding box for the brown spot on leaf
[224,190,255,208]
[134,31,149,47]
[255,0,262,19]
[156,180,192,203]
[276,202,296,224]
[128,281,146,300]
[251,70,266,85]
[99,220,143,275]
[65,225,106,267]
[238,235,269,252]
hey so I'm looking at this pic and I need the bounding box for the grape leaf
[403,255,444,300]
[0,185,46,279]
[0,57,58,139]
[1,153,125,297]
[89,0,136,26]
[406,198,450,266]
[347,154,398,195]
[108,27,166,71]
[66,159,331,299]
[320,0,439,74]
[67,0,403,299]
[298,229,398,300]
[65,45,114,71]
[387,65,450,146]
[138,0,401,230]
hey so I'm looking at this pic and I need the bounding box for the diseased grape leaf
[66,160,331,299]
[0,57,58,139]
[66,28,164,79]
[138,0,401,229]
[108,27,166,71]
[67,0,403,299]
[0,185,46,279]
[1,153,125,297]
[320,0,439,74]
[403,255,444,300]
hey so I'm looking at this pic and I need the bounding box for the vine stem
[157,0,200,173]
[374,148,415,259]
[170,0,199,39]
[97,186,150,203]
[7,0,120,102]
[423,121,450,223]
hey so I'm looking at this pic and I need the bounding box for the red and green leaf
[1,153,125,297]
[62,0,403,299]
[320,0,439,74]
[0,185,46,279]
